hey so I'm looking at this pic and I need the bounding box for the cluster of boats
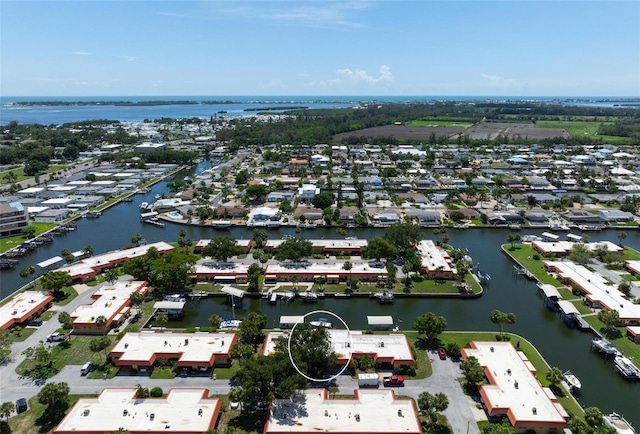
[592,337,640,380]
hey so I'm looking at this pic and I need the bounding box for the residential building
[0,199,29,237]
[0,291,54,330]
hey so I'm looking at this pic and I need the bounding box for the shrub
[532,254,540,260]
[150,387,163,397]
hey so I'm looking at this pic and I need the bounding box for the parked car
[26,319,43,326]
[81,361,94,376]
[437,348,447,360]
[46,332,66,342]
[16,398,27,414]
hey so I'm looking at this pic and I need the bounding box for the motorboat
[219,319,242,330]
[309,318,332,328]
[299,290,318,302]
[591,337,619,356]
[562,370,582,391]
[604,413,637,434]
[614,355,640,380]
[373,291,394,303]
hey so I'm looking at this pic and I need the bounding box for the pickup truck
[382,374,405,387]
[46,332,66,342]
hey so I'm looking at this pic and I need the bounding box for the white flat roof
[280,316,304,325]
[463,341,568,428]
[265,261,387,277]
[0,291,53,330]
[417,240,454,273]
[53,388,220,434]
[263,331,414,365]
[70,280,147,326]
[533,240,623,255]
[37,256,64,268]
[41,198,74,204]
[18,187,45,193]
[265,389,420,434]
[110,332,235,366]
[557,300,580,316]
[545,260,640,321]
[79,241,175,270]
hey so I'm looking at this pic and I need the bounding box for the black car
[16,398,27,414]
[26,319,43,326]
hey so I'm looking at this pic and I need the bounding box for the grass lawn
[402,332,433,379]
[213,359,241,379]
[7,326,37,343]
[535,120,631,144]
[502,244,561,285]
[623,247,640,261]
[439,331,584,418]
[570,300,593,315]
[150,367,176,379]
[52,286,79,306]
[0,222,56,254]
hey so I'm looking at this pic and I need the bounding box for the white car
[46,332,66,342]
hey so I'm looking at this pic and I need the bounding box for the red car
[437,348,447,360]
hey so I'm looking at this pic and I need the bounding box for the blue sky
[2,0,639,97]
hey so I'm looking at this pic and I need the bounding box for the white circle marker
[287,309,353,382]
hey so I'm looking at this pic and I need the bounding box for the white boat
[299,290,318,302]
[592,337,620,356]
[562,370,581,391]
[219,319,242,330]
[309,318,332,328]
[139,202,152,211]
[373,291,394,303]
[521,234,542,243]
[604,413,637,434]
[155,193,161,199]
[614,355,640,380]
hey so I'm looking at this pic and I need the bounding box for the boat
[219,319,242,330]
[509,224,521,230]
[521,234,542,243]
[299,290,318,302]
[85,211,101,218]
[373,291,394,303]
[614,355,640,380]
[309,318,332,328]
[139,202,151,211]
[591,337,620,356]
[270,292,278,303]
[155,193,161,199]
[563,370,582,391]
[604,413,637,434]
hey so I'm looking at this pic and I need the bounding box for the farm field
[460,122,568,140]
[406,120,474,128]
[535,120,632,144]
[333,125,464,140]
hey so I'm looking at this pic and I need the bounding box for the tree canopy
[201,236,242,261]
[274,238,313,262]
[384,222,422,255]
[413,312,447,341]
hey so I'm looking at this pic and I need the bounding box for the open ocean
[0,95,637,125]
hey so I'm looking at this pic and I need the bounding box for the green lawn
[0,164,68,186]
[535,120,632,144]
[0,223,56,254]
[582,316,640,362]
[502,244,561,285]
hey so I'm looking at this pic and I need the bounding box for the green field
[0,222,57,254]
[0,164,68,186]
[535,120,632,144]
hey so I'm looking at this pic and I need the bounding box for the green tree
[584,406,604,427]
[228,386,245,405]
[247,263,262,292]
[104,269,119,284]
[490,310,516,337]
[89,336,111,361]
[506,233,521,249]
[37,382,69,407]
[81,245,95,257]
[545,367,564,389]
[460,355,485,386]
[148,251,194,297]
[244,184,269,202]
[155,313,169,330]
[129,292,145,311]
[252,229,268,248]
[208,314,222,331]
[131,233,142,245]
[598,309,620,334]
[617,231,627,246]
[61,248,74,264]
[19,265,36,288]
[238,312,267,349]
[40,271,72,297]
[230,342,255,366]
[311,191,334,210]
[384,222,422,255]
[0,402,15,421]
[618,281,632,297]
[568,243,591,265]
[201,236,242,261]
[274,238,313,262]
[417,391,449,425]
[58,311,73,330]
[413,312,447,341]
[361,237,397,260]
[276,324,336,378]
[95,315,107,329]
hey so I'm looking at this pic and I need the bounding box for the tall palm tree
[0,402,15,420]
[82,245,95,258]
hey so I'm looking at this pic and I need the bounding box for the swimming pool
[168,211,182,219]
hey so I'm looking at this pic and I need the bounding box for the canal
[1,162,639,423]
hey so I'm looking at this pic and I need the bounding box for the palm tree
[545,367,564,389]
[0,402,15,420]
[208,314,221,331]
[156,313,168,331]
[82,245,95,258]
[618,231,627,246]
[95,315,108,329]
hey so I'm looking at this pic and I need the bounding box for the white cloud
[335,65,394,85]
[481,74,523,90]
[70,51,92,56]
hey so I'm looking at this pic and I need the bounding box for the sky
[1,0,639,97]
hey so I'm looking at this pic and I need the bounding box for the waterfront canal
[1,164,639,423]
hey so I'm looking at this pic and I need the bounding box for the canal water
[1,161,639,422]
